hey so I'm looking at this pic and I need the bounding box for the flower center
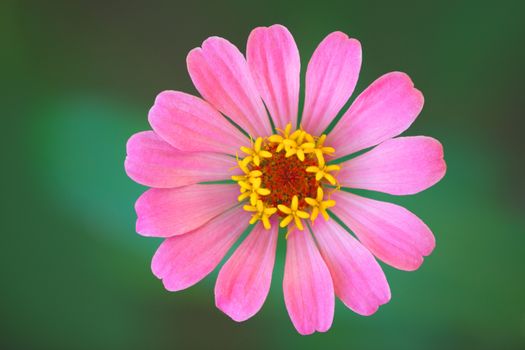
[232,123,340,233]
[257,143,318,210]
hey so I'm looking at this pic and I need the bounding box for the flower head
[233,123,332,232]
[125,24,446,335]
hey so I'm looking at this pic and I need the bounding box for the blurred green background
[3,0,525,349]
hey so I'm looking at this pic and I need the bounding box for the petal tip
[249,23,291,38]
[201,36,231,51]
[327,30,349,40]
[215,294,252,323]
[325,31,362,49]
[150,249,168,280]
[401,258,425,271]
[162,278,186,292]
[186,46,203,67]
[135,222,149,237]
[152,90,177,105]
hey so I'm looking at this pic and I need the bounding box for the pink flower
[125,24,446,335]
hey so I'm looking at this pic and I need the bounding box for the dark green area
[3,0,525,349]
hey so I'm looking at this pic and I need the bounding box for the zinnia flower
[125,24,446,335]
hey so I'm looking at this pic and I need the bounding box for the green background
[3,0,525,349]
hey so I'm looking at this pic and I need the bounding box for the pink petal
[125,131,240,188]
[148,91,248,155]
[329,72,424,156]
[215,223,278,322]
[135,184,238,237]
[187,37,272,138]
[283,230,334,335]
[338,136,446,195]
[152,206,250,291]
[247,24,300,130]
[331,191,435,271]
[311,219,390,316]
[301,32,362,136]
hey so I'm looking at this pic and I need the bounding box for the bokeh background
[3,0,525,349]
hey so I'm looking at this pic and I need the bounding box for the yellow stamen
[268,123,293,152]
[306,152,341,185]
[278,195,310,231]
[244,200,277,229]
[237,177,271,205]
[231,157,263,182]
[241,137,272,166]
[305,187,336,223]
[283,138,315,161]
[304,134,335,157]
